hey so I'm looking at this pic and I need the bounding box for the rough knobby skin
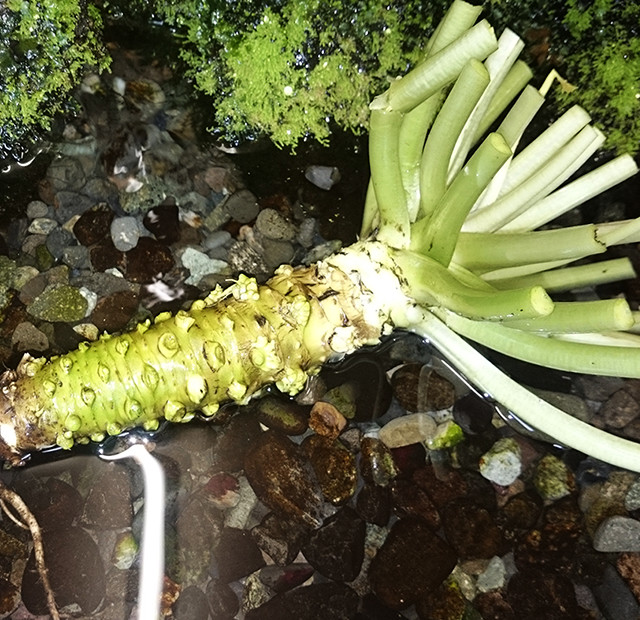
[0,242,405,464]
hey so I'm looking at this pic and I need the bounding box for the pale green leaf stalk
[3,1,640,475]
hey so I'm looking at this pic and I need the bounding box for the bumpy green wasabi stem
[0,243,407,464]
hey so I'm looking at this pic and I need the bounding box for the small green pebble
[427,420,464,450]
[533,454,575,501]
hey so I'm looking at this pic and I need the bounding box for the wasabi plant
[2,1,640,474]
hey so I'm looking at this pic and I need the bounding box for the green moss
[483,0,640,155]
[148,0,440,149]
[0,0,109,157]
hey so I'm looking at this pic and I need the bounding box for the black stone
[214,527,266,583]
[301,507,366,582]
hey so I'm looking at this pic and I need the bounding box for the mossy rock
[27,283,88,322]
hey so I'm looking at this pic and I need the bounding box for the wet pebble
[206,580,240,619]
[111,215,141,251]
[391,478,440,529]
[303,434,358,505]
[179,247,227,285]
[356,483,391,526]
[143,203,180,243]
[27,283,88,322]
[254,208,296,241]
[21,526,105,616]
[442,498,505,560]
[11,321,49,352]
[301,507,365,581]
[304,165,341,190]
[599,388,640,429]
[252,395,309,435]
[593,515,640,552]
[225,188,260,223]
[174,495,223,584]
[360,436,397,487]
[28,217,58,235]
[125,236,174,282]
[453,392,497,434]
[213,527,266,583]
[244,430,324,527]
[258,563,314,593]
[479,437,523,487]
[172,585,210,620]
[369,517,457,610]
[533,454,576,501]
[73,202,115,245]
[379,412,437,448]
[90,290,140,332]
[81,465,133,529]
[251,512,310,566]
[308,400,347,439]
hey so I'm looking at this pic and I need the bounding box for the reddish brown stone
[369,517,457,610]
[125,236,175,283]
[617,552,640,602]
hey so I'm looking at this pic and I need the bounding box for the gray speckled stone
[110,216,141,251]
[254,208,296,241]
[593,515,640,552]
[179,247,227,285]
[479,438,522,487]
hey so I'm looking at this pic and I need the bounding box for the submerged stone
[302,434,357,505]
[369,517,457,610]
[244,430,324,527]
[21,526,105,615]
[27,283,88,322]
[301,507,366,582]
[213,527,266,583]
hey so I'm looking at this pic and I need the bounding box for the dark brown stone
[412,464,468,509]
[390,363,422,411]
[369,517,457,610]
[497,491,543,542]
[214,527,266,583]
[143,203,180,243]
[205,580,240,619]
[244,430,324,527]
[506,568,579,619]
[473,591,515,620]
[21,526,105,615]
[73,202,115,246]
[360,436,397,487]
[302,434,357,505]
[89,237,126,272]
[391,478,441,529]
[125,237,175,283]
[301,507,365,582]
[252,512,310,566]
[441,498,506,560]
[81,464,132,529]
[356,482,392,527]
[90,290,139,333]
